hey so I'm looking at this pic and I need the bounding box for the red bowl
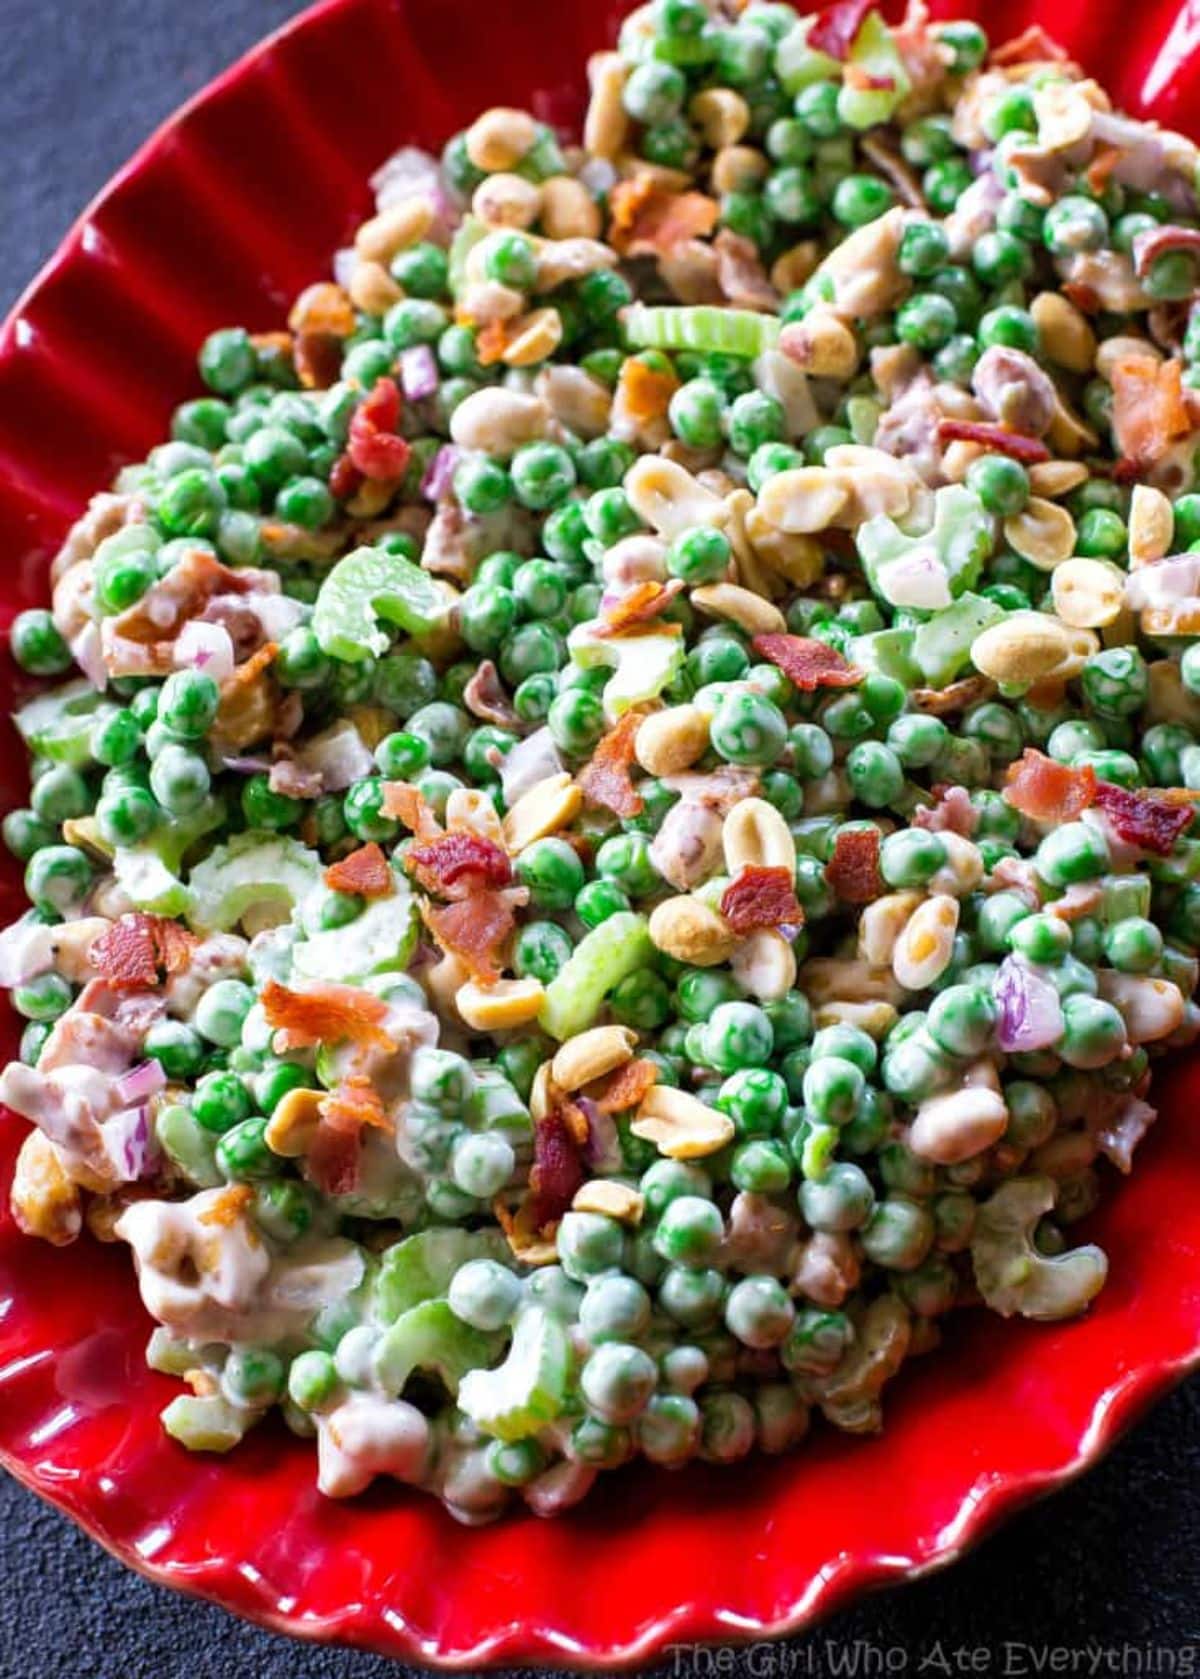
[3,0,1200,1665]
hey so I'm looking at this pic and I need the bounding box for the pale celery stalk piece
[539,911,653,1040]
[187,831,323,932]
[457,1306,571,1442]
[622,303,783,359]
[312,545,449,663]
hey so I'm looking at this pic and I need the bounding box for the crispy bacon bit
[294,332,344,391]
[1086,144,1122,195]
[463,660,518,727]
[824,827,883,905]
[807,0,871,58]
[110,549,257,649]
[407,831,513,897]
[596,1057,660,1116]
[616,355,681,427]
[843,63,895,91]
[381,781,443,842]
[596,578,684,637]
[713,229,778,313]
[914,784,978,838]
[1092,781,1193,856]
[911,675,995,715]
[347,377,411,481]
[197,1184,256,1228]
[1131,224,1200,279]
[720,866,805,935]
[475,320,512,366]
[323,842,393,899]
[577,711,644,819]
[309,1075,393,1198]
[90,913,198,989]
[1110,355,1191,473]
[936,419,1050,463]
[989,24,1069,66]
[751,633,863,691]
[261,979,394,1052]
[421,892,514,982]
[528,1108,586,1229]
[609,176,719,258]
[1003,748,1096,823]
[330,453,364,501]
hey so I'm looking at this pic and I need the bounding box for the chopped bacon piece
[330,453,364,501]
[751,633,863,691]
[914,784,978,838]
[295,331,344,391]
[1131,225,1200,280]
[720,866,805,936]
[475,319,512,366]
[713,229,778,313]
[323,842,393,899]
[807,0,871,58]
[1110,355,1192,473]
[1092,781,1193,856]
[824,827,884,905]
[421,891,514,982]
[989,24,1069,65]
[90,913,198,989]
[109,548,258,650]
[911,675,995,715]
[596,1057,660,1116]
[596,578,684,637]
[936,419,1050,463]
[381,780,443,842]
[407,831,513,897]
[347,377,411,481]
[197,1184,255,1228]
[463,660,518,726]
[309,1076,393,1198]
[1086,144,1122,195]
[577,711,644,819]
[608,176,720,258]
[528,1108,586,1229]
[261,979,394,1052]
[615,355,680,428]
[1003,749,1096,824]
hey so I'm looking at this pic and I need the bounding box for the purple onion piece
[421,443,459,502]
[400,343,439,402]
[116,1060,168,1106]
[994,956,1064,1054]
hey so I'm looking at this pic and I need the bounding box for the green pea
[517,837,585,910]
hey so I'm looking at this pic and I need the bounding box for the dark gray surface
[1,1,1199,1673]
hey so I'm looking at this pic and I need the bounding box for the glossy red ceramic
[3,0,1200,1665]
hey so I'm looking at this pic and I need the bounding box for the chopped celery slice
[162,1393,254,1453]
[539,911,653,1041]
[114,847,190,917]
[375,1227,513,1324]
[849,627,921,687]
[567,624,684,721]
[291,869,418,983]
[14,679,116,767]
[187,832,323,933]
[623,304,782,359]
[312,545,448,663]
[448,215,487,299]
[373,1298,503,1398]
[457,1306,570,1442]
[912,592,1004,687]
[858,485,992,614]
[156,1103,222,1189]
[839,12,911,130]
[775,21,840,92]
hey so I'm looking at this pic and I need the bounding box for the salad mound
[4,0,1200,1522]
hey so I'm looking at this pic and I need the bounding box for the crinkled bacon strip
[1092,781,1193,856]
[577,711,644,819]
[751,633,863,691]
[936,419,1050,463]
[323,842,393,898]
[421,891,515,982]
[720,866,805,936]
[824,827,884,905]
[406,831,513,898]
[308,1075,393,1198]
[595,579,684,637]
[261,979,394,1052]
[596,1057,660,1116]
[1003,749,1096,824]
[90,913,198,989]
[528,1107,586,1230]
[380,780,443,841]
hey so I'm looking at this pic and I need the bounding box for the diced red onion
[176,619,236,684]
[294,720,376,792]
[994,956,1064,1054]
[501,727,564,805]
[421,443,459,502]
[576,1095,623,1175]
[104,1104,159,1183]
[220,753,273,775]
[116,1059,168,1106]
[401,344,439,403]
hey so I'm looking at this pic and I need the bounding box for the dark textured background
[1,1,1199,1674]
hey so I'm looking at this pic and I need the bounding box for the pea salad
[3,0,1200,1522]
